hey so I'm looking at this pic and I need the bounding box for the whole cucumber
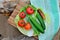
[36,12,46,30]
[29,16,44,33]
[28,18,40,35]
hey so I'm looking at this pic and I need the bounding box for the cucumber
[28,18,40,35]
[36,12,46,30]
[29,16,44,33]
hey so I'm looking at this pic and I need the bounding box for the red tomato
[19,12,26,18]
[24,23,31,30]
[18,20,26,27]
[26,7,34,14]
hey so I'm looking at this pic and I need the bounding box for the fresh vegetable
[19,12,26,18]
[15,5,46,37]
[24,23,31,30]
[18,20,26,27]
[29,16,44,33]
[37,9,45,19]
[26,7,34,14]
[28,18,40,35]
[36,12,46,30]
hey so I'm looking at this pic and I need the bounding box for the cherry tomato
[18,20,26,27]
[26,7,34,14]
[19,12,26,18]
[24,23,31,30]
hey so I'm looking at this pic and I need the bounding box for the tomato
[26,7,34,14]
[24,23,31,30]
[19,12,26,18]
[18,20,26,27]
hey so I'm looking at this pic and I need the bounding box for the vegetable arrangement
[15,5,46,36]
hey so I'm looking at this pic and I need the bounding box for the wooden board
[7,0,38,40]
[8,0,30,28]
